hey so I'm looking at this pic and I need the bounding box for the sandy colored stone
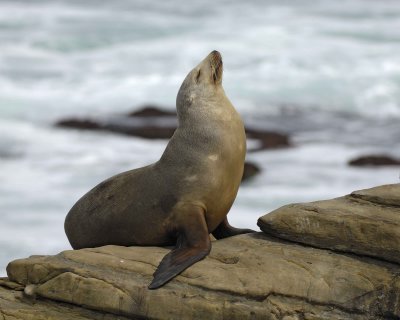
[258,184,400,265]
[351,183,400,207]
[6,233,400,319]
[0,284,132,320]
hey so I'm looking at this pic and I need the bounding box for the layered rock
[0,279,132,320]
[3,235,400,319]
[258,184,400,265]
[2,184,400,319]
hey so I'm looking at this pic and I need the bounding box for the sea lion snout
[209,50,223,84]
[210,50,222,61]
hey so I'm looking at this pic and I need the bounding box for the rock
[242,162,261,182]
[55,106,290,149]
[4,184,400,318]
[0,277,24,290]
[351,184,400,207]
[107,123,176,139]
[55,119,103,130]
[349,155,400,166]
[0,283,132,320]
[55,105,178,139]
[5,230,400,319]
[56,117,177,139]
[258,184,400,265]
[246,128,290,151]
[127,105,176,117]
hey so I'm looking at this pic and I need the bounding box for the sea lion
[64,50,253,289]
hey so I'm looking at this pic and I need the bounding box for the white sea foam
[1,0,400,118]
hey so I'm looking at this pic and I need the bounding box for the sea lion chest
[167,106,246,231]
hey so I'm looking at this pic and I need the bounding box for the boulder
[5,230,400,319]
[349,155,400,166]
[258,184,400,265]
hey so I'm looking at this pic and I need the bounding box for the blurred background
[1,0,400,275]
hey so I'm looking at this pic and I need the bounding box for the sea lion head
[176,50,224,111]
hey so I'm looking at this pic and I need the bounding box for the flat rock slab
[352,184,400,207]
[6,233,400,319]
[0,285,132,320]
[258,184,400,265]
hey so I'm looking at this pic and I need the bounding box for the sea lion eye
[196,70,201,83]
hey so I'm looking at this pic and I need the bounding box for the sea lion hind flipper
[148,245,210,289]
[148,208,211,290]
[212,217,255,240]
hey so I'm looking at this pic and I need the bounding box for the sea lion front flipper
[148,207,211,289]
[212,217,255,240]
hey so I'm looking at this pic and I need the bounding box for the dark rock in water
[242,162,260,182]
[107,123,176,139]
[245,128,290,151]
[55,118,103,130]
[128,105,176,117]
[55,106,178,139]
[349,155,400,166]
[121,106,177,138]
[56,117,177,139]
[55,105,291,148]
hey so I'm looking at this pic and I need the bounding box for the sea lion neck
[176,86,229,127]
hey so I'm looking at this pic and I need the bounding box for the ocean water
[1,0,400,275]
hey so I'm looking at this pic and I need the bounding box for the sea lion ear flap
[148,207,211,289]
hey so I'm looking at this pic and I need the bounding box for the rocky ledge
[1,184,400,319]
